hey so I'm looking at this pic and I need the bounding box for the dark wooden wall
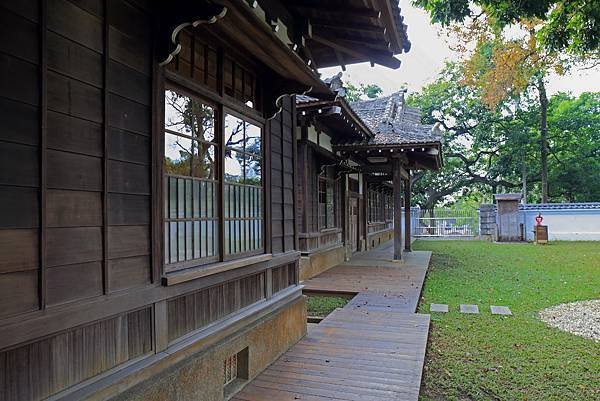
[0,2,301,400]
[295,140,344,253]
[269,95,297,254]
[0,0,153,318]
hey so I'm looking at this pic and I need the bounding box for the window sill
[163,253,273,286]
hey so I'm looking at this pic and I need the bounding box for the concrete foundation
[299,245,345,281]
[367,229,393,250]
[112,297,307,401]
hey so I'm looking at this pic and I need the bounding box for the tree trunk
[538,77,549,203]
[521,149,527,203]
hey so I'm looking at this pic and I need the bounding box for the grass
[413,240,600,401]
[305,296,349,318]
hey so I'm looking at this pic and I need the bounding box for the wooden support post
[404,176,412,252]
[392,158,403,260]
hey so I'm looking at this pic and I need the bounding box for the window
[318,175,337,229]
[164,90,219,267]
[224,114,263,257]
[163,89,264,270]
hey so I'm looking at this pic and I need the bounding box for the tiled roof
[296,94,320,104]
[350,91,441,146]
[520,203,600,210]
[370,121,441,145]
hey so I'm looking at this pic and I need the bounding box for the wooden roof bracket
[156,1,228,66]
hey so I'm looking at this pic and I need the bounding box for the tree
[546,92,600,201]
[413,0,600,55]
[344,82,383,102]
[415,1,600,202]
[407,62,524,210]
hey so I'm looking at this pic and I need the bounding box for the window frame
[318,174,338,231]
[162,82,266,273]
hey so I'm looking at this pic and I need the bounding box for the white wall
[522,209,600,241]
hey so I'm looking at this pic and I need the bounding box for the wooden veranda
[233,242,432,401]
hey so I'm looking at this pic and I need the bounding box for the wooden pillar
[404,176,412,252]
[392,158,403,260]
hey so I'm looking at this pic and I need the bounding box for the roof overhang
[334,142,443,171]
[297,97,374,141]
[250,0,410,70]
[156,0,335,107]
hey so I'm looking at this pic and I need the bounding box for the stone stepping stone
[460,304,479,314]
[491,305,512,315]
[430,303,448,313]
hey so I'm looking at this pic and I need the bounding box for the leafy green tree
[413,0,600,54]
[344,82,383,102]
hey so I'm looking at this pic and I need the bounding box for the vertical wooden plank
[264,119,271,254]
[291,96,299,251]
[154,300,168,352]
[39,0,48,310]
[392,158,403,260]
[102,0,109,294]
[404,175,412,252]
[152,23,164,283]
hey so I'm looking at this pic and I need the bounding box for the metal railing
[414,208,479,237]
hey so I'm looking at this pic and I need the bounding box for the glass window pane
[165,133,192,176]
[244,155,261,185]
[185,179,192,218]
[164,222,170,264]
[177,178,185,219]
[165,90,215,142]
[245,122,261,155]
[225,149,244,183]
[193,180,200,218]
[165,90,194,135]
[170,222,177,264]
[178,222,185,261]
[224,114,244,150]
[200,181,207,218]
[192,143,216,179]
[186,221,193,260]
[191,101,215,142]
[169,177,177,219]
[200,221,206,258]
[194,221,201,259]
[207,182,214,218]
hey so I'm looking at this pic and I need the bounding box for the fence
[413,208,479,237]
[478,202,600,241]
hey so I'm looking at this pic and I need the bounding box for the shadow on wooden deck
[233,242,431,401]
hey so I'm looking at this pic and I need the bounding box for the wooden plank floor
[303,242,431,313]
[233,243,432,401]
[233,308,430,401]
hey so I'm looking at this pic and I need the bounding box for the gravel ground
[539,299,600,342]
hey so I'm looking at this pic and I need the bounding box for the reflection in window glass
[245,122,261,155]
[224,113,263,257]
[164,89,219,268]
[245,154,261,185]
[165,90,215,142]
[225,149,244,183]
[225,114,244,150]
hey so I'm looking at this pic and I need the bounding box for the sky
[320,1,600,98]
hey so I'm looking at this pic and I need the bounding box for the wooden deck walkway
[233,242,432,401]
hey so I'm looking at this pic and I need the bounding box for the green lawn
[414,240,600,401]
[305,296,349,318]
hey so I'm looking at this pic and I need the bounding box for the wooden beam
[392,158,403,260]
[290,4,381,19]
[311,35,401,69]
[311,20,385,35]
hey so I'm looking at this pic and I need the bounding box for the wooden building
[340,90,443,259]
[0,1,412,401]
[295,85,443,279]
